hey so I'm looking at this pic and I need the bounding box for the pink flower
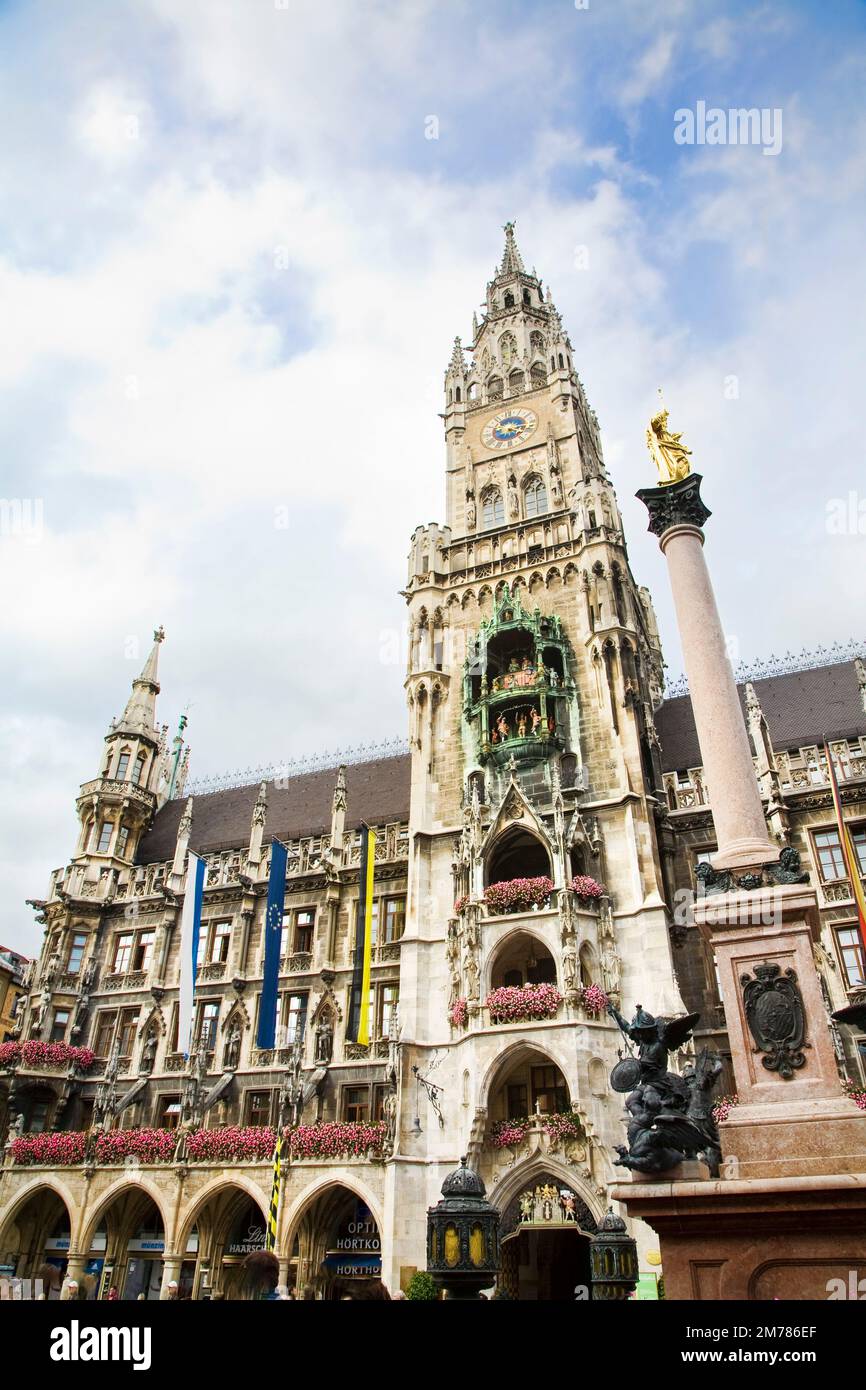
[449,998,468,1028]
[712,1094,739,1124]
[186,1126,276,1163]
[454,896,469,915]
[1,1041,95,1072]
[10,1131,86,1166]
[580,984,609,1017]
[485,983,562,1024]
[483,877,555,915]
[289,1121,386,1160]
[570,876,605,900]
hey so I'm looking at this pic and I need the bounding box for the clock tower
[390,222,687,1291]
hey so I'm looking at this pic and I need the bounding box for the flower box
[489,1112,583,1149]
[10,1131,87,1166]
[0,1041,96,1072]
[449,998,468,1028]
[579,984,609,1017]
[485,982,562,1024]
[289,1120,386,1160]
[570,875,605,902]
[483,876,554,915]
[186,1126,276,1163]
[94,1128,177,1164]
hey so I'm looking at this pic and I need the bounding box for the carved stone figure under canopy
[646,402,692,486]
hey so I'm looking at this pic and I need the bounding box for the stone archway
[0,1181,74,1294]
[175,1181,269,1301]
[287,1182,383,1299]
[496,1166,597,1302]
[80,1185,168,1301]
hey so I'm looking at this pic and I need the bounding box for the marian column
[608,404,866,1302]
[635,467,776,869]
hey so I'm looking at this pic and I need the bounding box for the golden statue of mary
[646,399,692,485]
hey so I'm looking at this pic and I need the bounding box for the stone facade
[1,226,865,1300]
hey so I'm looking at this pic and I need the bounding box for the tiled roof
[136,754,412,864]
[656,661,866,773]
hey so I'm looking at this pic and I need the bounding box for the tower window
[115,751,130,781]
[96,820,114,854]
[67,932,88,974]
[504,291,515,308]
[488,377,504,401]
[524,477,548,518]
[523,288,531,305]
[558,353,564,369]
[50,1008,70,1044]
[482,489,505,528]
[133,752,146,785]
[116,825,130,858]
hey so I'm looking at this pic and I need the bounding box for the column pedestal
[611,880,866,1299]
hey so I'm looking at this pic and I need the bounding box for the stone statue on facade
[646,401,692,486]
[140,1029,158,1075]
[314,1014,333,1065]
[224,1020,241,1071]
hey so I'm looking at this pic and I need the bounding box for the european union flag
[257,838,287,1049]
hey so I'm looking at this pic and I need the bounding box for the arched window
[488,376,504,401]
[530,331,545,356]
[467,381,479,401]
[522,288,531,305]
[529,361,546,389]
[133,752,146,785]
[455,386,461,402]
[524,476,548,518]
[482,489,505,528]
[558,352,564,369]
[508,368,524,394]
[504,291,515,308]
[499,332,517,367]
[115,749,131,781]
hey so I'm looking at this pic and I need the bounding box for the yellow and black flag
[265,1131,284,1252]
[347,825,376,1046]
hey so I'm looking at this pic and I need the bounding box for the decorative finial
[154,625,165,644]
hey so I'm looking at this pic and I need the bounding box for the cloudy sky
[2,0,865,953]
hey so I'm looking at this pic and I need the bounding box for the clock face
[481,407,538,451]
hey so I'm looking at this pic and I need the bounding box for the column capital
[635,472,712,540]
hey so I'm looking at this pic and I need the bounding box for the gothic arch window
[524,476,548,518]
[508,367,524,394]
[558,352,565,369]
[115,748,131,781]
[499,332,517,367]
[550,356,555,371]
[530,331,545,356]
[467,381,479,401]
[455,386,461,402]
[133,751,146,785]
[529,361,546,388]
[522,288,531,306]
[503,291,515,309]
[488,376,504,402]
[482,488,505,528]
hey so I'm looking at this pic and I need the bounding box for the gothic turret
[74,628,170,872]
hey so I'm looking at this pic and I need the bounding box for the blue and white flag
[257,838,287,1049]
[178,850,205,1057]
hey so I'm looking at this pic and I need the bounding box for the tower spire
[500,221,525,276]
[115,626,165,739]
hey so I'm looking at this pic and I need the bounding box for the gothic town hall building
[2,226,865,1300]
